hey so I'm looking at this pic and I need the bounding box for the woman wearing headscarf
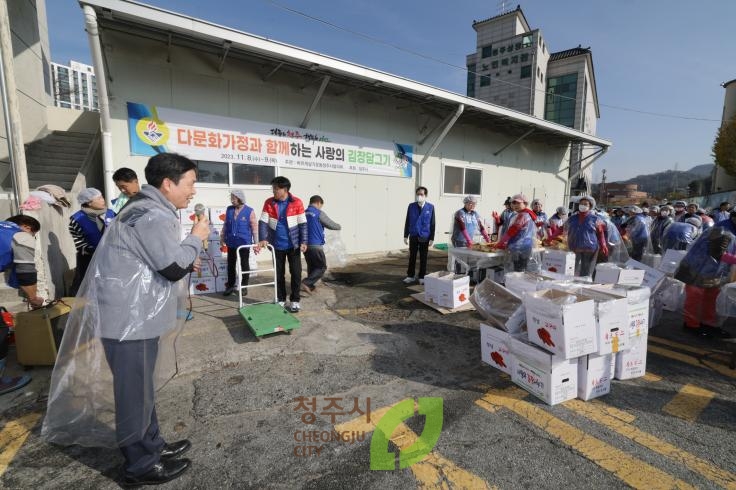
[566,195,608,276]
[495,194,537,272]
[650,205,674,254]
[452,195,490,249]
[624,206,651,261]
[221,189,258,296]
[69,187,115,295]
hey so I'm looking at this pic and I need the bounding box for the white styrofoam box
[209,207,227,225]
[577,289,630,355]
[180,206,197,225]
[423,271,454,304]
[657,249,687,276]
[588,284,651,338]
[436,274,471,309]
[215,275,228,293]
[657,277,685,312]
[189,275,215,295]
[594,264,645,286]
[542,250,575,277]
[480,323,513,375]
[578,353,615,401]
[625,259,666,291]
[504,272,547,297]
[524,289,598,359]
[509,335,578,406]
[614,332,648,380]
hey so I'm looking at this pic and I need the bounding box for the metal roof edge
[78,0,611,148]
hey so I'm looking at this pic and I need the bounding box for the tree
[713,116,736,175]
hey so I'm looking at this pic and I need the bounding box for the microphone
[194,203,208,251]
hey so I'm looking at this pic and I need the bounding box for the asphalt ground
[1,250,735,489]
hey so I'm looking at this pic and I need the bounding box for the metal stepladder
[235,244,300,338]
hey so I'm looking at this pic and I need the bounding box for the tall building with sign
[51,60,98,111]
[466,6,600,194]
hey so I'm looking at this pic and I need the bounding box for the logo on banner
[135,117,170,146]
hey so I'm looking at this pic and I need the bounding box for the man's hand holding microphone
[191,204,210,272]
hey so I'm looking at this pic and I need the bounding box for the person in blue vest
[623,206,651,261]
[221,189,258,296]
[0,215,40,395]
[301,195,342,294]
[451,195,490,273]
[494,193,538,272]
[403,186,435,284]
[69,188,115,295]
[661,216,701,252]
[566,195,608,277]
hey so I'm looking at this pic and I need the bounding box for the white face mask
[416,195,425,204]
[578,204,590,213]
[660,211,669,217]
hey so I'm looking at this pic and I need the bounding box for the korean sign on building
[127,102,412,178]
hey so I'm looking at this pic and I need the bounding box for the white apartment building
[51,60,99,111]
[466,6,600,195]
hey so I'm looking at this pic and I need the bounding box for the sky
[47,0,736,183]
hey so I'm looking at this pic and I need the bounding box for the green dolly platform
[235,244,300,338]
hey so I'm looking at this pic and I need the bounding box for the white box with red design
[524,289,597,359]
[577,353,615,401]
[480,323,514,375]
[509,335,578,406]
[614,332,648,380]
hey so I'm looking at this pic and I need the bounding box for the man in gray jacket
[42,153,210,486]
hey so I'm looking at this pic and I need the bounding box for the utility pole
[0,0,29,210]
[601,169,607,206]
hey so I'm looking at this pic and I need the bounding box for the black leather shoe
[161,439,191,460]
[703,325,733,339]
[122,458,191,487]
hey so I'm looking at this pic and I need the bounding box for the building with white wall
[78,0,611,256]
[466,6,600,195]
[51,60,98,111]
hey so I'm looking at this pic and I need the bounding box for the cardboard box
[437,274,470,309]
[524,289,597,359]
[504,272,548,296]
[594,264,645,286]
[577,289,630,355]
[578,353,615,401]
[423,271,454,304]
[542,250,575,277]
[480,323,513,375]
[208,224,223,242]
[180,206,197,224]
[656,277,685,312]
[215,275,228,292]
[625,259,665,291]
[509,336,578,406]
[614,332,647,380]
[213,257,228,276]
[588,284,651,338]
[192,260,214,278]
[657,249,687,275]
[189,276,216,295]
[209,207,227,225]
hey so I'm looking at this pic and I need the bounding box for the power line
[263,0,721,123]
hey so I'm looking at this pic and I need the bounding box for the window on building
[522,35,532,48]
[520,65,531,79]
[482,45,492,58]
[520,53,529,62]
[492,48,498,56]
[507,44,513,52]
[545,73,578,128]
[466,64,476,97]
[500,46,506,54]
[515,42,522,50]
[195,160,275,186]
[480,75,490,87]
[491,60,498,69]
[443,165,482,196]
[511,55,518,64]
[501,58,509,66]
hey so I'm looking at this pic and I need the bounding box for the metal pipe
[0,0,29,210]
[83,5,115,207]
[418,104,464,184]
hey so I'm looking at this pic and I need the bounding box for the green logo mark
[370,397,443,470]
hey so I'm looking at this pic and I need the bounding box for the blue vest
[678,226,735,286]
[507,213,536,253]
[628,215,649,244]
[224,205,254,248]
[72,209,115,249]
[662,222,696,251]
[0,221,20,271]
[306,205,325,246]
[568,212,600,252]
[407,202,434,240]
[452,209,478,243]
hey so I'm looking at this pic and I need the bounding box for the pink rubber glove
[721,252,736,265]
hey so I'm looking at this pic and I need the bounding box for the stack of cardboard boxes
[479,269,652,405]
[180,206,230,295]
